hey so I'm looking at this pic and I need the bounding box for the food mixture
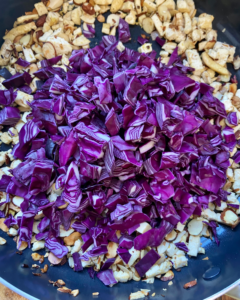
[0,0,240,298]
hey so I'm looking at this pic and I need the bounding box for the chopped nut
[152,293,156,297]
[31,253,44,262]
[97,15,105,22]
[48,252,63,265]
[57,287,72,293]
[0,237,7,245]
[41,264,48,273]
[102,23,110,35]
[32,272,41,277]
[183,279,197,289]
[57,279,66,285]
[161,270,174,282]
[71,289,79,297]
[92,292,99,296]
[202,257,209,260]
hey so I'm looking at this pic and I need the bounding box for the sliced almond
[14,35,24,43]
[165,230,178,242]
[183,279,197,289]
[106,14,120,27]
[187,219,203,236]
[71,290,79,297]
[97,15,105,23]
[57,287,72,294]
[0,237,6,245]
[142,17,155,34]
[57,279,65,285]
[161,270,174,281]
[20,34,31,47]
[0,219,9,232]
[73,0,87,5]
[48,252,63,265]
[220,208,239,227]
[32,253,44,261]
[42,42,56,59]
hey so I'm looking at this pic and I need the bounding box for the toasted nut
[142,17,155,34]
[57,287,72,294]
[232,96,240,109]
[0,237,6,245]
[183,280,197,289]
[106,14,120,27]
[106,241,118,258]
[14,35,24,43]
[102,23,110,35]
[48,252,63,265]
[165,230,178,242]
[92,292,99,296]
[229,83,237,94]
[34,2,48,16]
[97,15,105,22]
[42,42,56,59]
[161,270,174,281]
[82,3,95,15]
[41,264,48,273]
[202,52,229,75]
[36,30,44,42]
[188,219,203,236]
[71,7,81,25]
[0,219,9,232]
[32,253,44,261]
[36,15,47,27]
[74,0,87,5]
[220,208,239,227]
[57,279,66,285]
[110,0,124,13]
[71,289,79,297]
[63,232,81,246]
[4,22,37,41]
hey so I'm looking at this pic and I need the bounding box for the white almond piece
[47,36,72,55]
[136,222,152,234]
[23,48,36,63]
[187,235,200,257]
[17,15,39,25]
[71,7,81,25]
[32,221,40,234]
[59,225,74,237]
[187,219,203,236]
[32,240,45,251]
[0,237,7,245]
[34,2,48,16]
[42,42,56,59]
[12,196,24,207]
[73,35,90,47]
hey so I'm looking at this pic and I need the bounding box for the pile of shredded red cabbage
[1,36,232,272]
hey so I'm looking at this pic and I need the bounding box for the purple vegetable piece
[135,249,160,277]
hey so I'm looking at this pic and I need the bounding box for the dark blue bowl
[0,0,240,299]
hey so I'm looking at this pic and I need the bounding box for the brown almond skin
[36,30,44,41]
[36,15,47,27]
[161,275,174,282]
[82,3,95,15]
[183,280,197,289]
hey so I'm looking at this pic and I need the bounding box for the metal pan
[0,0,240,299]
